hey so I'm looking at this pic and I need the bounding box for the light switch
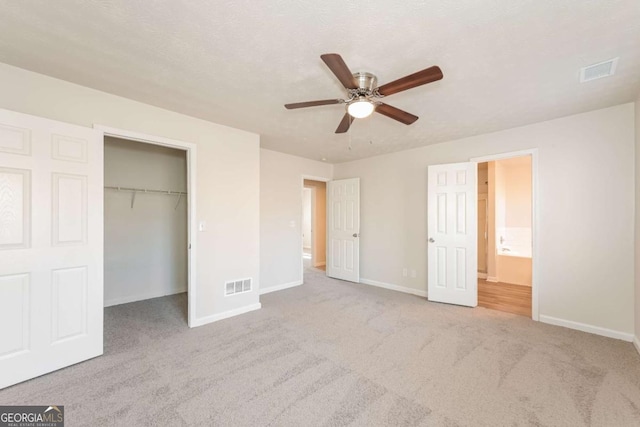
[199,221,207,232]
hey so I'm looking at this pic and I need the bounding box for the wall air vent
[580,58,618,82]
[225,278,252,296]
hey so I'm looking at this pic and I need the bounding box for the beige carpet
[1,267,640,426]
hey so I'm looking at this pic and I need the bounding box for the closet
[103,137,188,307]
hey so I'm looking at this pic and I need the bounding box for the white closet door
[0,109,103,389]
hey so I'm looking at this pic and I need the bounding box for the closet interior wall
[104,137,188,306]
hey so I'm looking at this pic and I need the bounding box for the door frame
[94,125,198,327]
[300,174,330,282]
[470,149,539,321]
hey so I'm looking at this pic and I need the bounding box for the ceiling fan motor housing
[353,72,377,93]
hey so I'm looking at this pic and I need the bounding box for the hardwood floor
[478,279,532,317]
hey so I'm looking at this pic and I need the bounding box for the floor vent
[225,278,252,296]
[580,58,618,82]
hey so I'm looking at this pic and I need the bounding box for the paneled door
[427,163,477,306]
[0,109,103,389]
[327,178,360,282]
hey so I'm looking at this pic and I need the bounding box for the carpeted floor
[1,267,640,426]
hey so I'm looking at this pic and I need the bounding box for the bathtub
[496,245,531,286]
[497,245,531,259]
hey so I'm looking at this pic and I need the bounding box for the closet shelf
[104,186,187,196]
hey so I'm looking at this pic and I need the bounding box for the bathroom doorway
[476,154,534,317]
[301,178,327,274]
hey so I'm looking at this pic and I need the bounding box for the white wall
[0,63,261,325]
[104,137,187,306]
[334,103,635,338]
[260,149,332,292]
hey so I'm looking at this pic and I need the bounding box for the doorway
[476,154,534,318]
[97,125,197,327]
[104,137,188,317]
[302,179,327,275]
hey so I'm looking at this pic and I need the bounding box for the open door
[0,109,103,389]
[427,162,477,307]
[327,178,359,282]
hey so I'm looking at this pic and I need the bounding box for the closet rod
[104,186,187,196]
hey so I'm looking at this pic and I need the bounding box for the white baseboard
[486,276,499,283]
[634,336,640,355]
[360,278,427,298]
[259,280,303,295]
[539,315,634,342]
[478,272,487,279]
[313,261,326,267]
[190,303,262,328]
[104,287,187,307]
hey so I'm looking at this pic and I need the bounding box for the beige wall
[501,157,532,229]
[304,180,327,267]
[104,137,187,306]
[0,63,261,324]
[635,96,640,347]
[260,149,332,291]
[302,188,312,248]
[334,103,635,338]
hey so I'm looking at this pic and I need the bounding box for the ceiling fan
[285,53,443,133]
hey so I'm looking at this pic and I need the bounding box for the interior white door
[327,178,360,282]
[427,162,477,306]
[0,109,103,389]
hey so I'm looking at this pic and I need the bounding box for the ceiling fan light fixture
[347,99,374,119]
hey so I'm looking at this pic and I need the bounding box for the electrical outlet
[402,268,408,277]
[410,269,417,278]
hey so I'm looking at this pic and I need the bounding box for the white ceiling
[1,1,639,163]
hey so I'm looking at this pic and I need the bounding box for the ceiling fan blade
[335,113,353,133]
[377,66,443,96]
[375,103,419,125]
[321,54,358,90]
[285,99,342,109]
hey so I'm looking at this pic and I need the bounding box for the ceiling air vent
[580,58,618,82]
[225,278,252,296]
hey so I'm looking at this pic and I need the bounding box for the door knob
[353,233,359,238]
[429,238,435,243]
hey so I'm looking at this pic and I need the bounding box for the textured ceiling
[0,1,639,163]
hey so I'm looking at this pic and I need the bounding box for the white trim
[539,315,634,342]
[104,288,186,307]
[259,280,303,295]
[190,303,262,327]
[94,125,198,327]
[477,272,487,279]
[634,336,640,355]
[471,148,539,321]
[360,278,427,298]
[486,276,499,283]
